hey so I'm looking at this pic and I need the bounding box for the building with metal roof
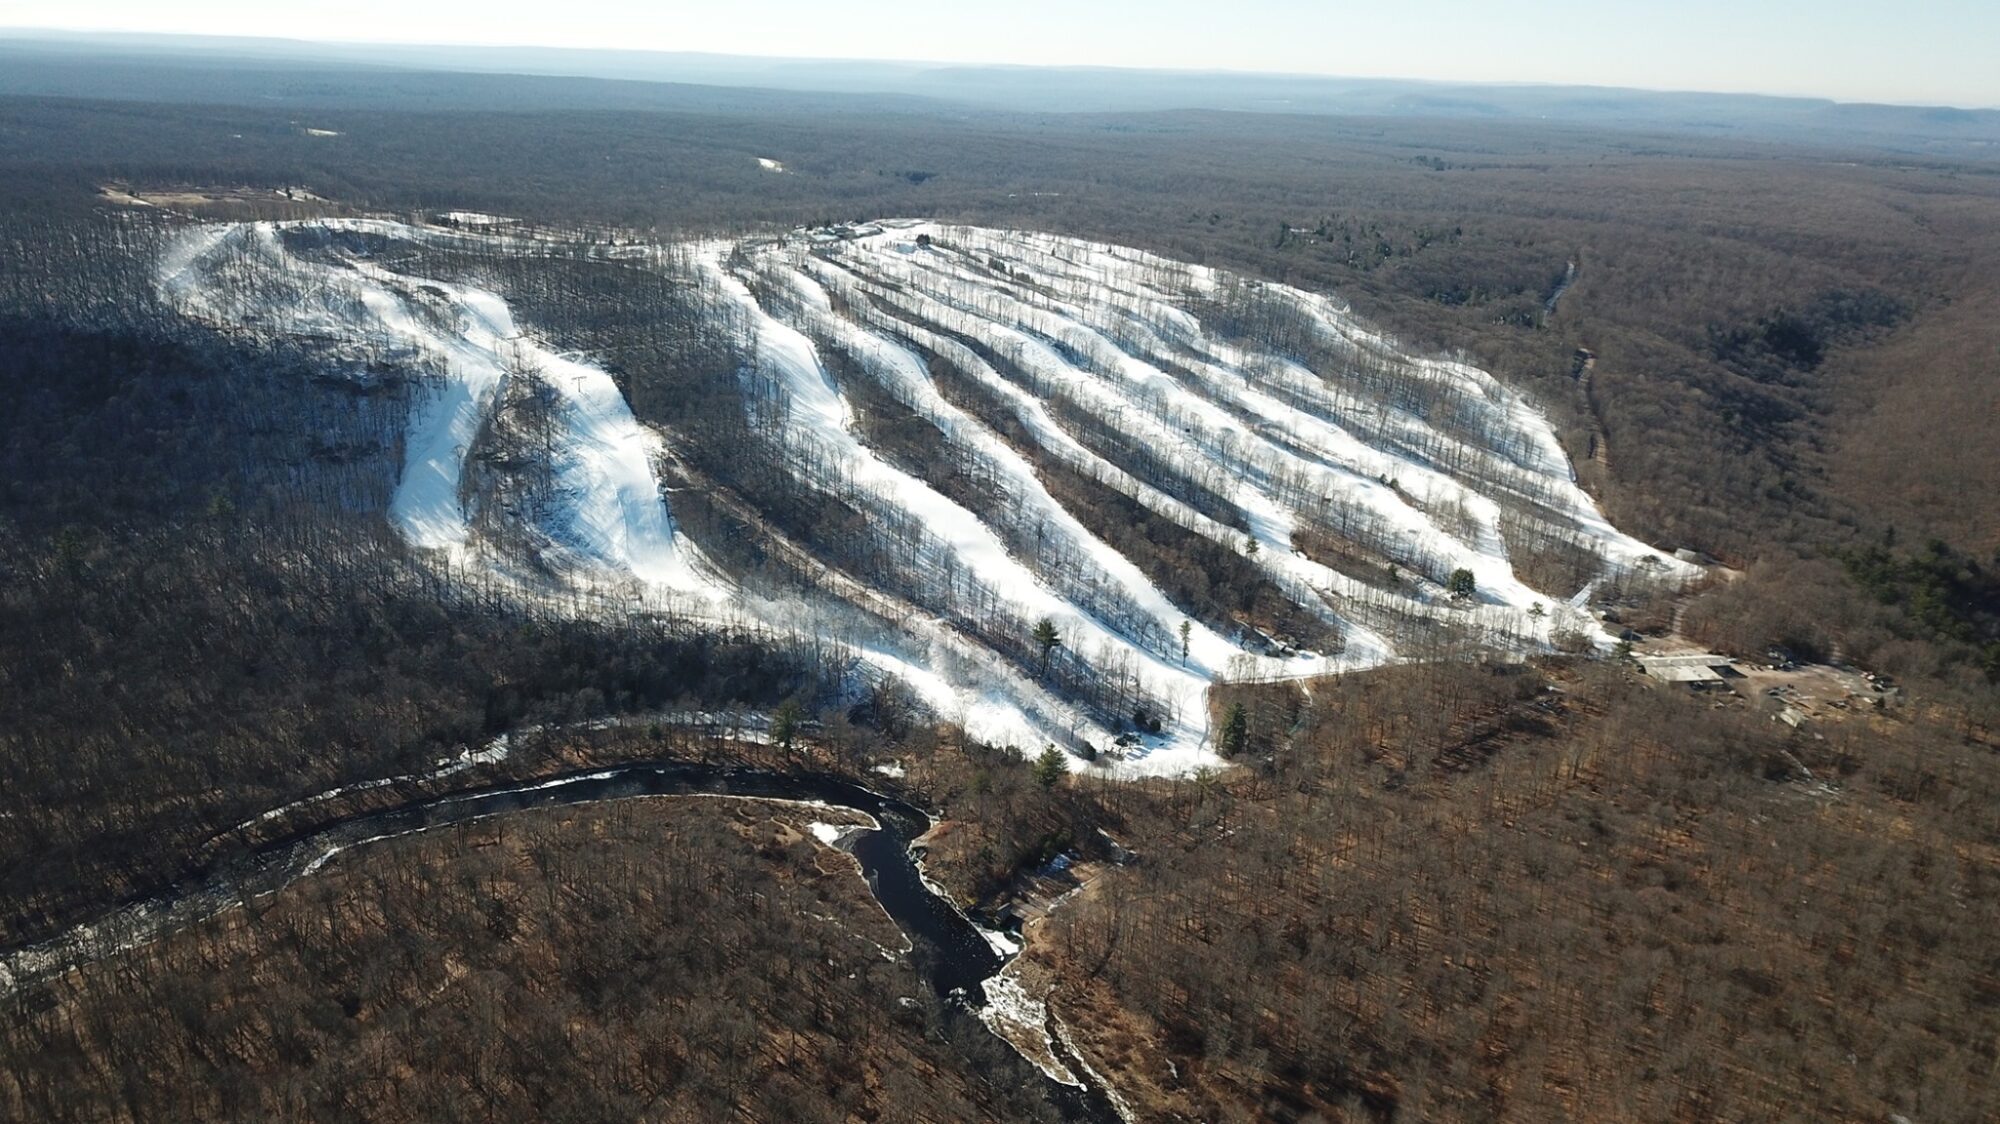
[1637,652,1733,685]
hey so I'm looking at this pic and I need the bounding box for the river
[0,760,1122,1121]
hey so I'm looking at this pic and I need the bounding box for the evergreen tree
[1219,702,1249,757]
[1034,744,1068,787]
[1032,617,1062,676]
[1447,568,1477,600]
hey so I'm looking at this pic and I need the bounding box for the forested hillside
[1,59,1997,1124]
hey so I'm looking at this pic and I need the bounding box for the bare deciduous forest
[1028,663,2000,1121]
[1,799,1056,1123]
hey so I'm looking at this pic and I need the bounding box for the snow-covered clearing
[157,216,1694,777]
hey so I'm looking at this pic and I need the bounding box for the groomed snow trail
[158,217,1695,775]
[160,221,723,601]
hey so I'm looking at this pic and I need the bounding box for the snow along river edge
[0,756,1126,1123]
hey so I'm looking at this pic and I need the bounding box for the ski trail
[157,215,1698,775]
[159,221,723,600]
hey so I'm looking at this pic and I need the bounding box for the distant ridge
[4,30,1996,158]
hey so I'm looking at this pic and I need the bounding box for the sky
[4,0,1995,108]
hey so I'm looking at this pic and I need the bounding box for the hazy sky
[6,0,1996,108]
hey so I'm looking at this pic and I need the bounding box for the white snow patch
[300,828,415,876]
[979,925,1024,957]
[439,211,518,227]
[979,970,1081,1086]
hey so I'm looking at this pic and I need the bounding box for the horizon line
[4,25,1996,113]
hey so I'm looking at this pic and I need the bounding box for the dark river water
[0,760,1121,1122]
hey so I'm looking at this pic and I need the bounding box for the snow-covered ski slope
[158,217,1694,775]
[160,221,723,602]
